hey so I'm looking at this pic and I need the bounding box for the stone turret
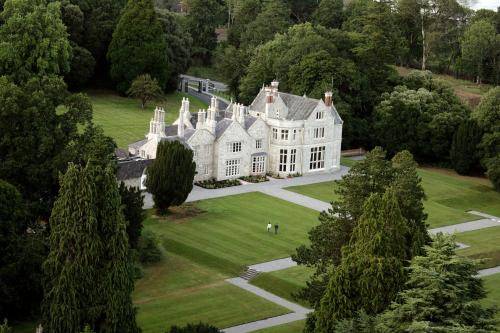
[147,106,166,140]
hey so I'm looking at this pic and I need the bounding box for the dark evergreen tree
[70,0,127,84]
[107,0,169,93]
[157,9,192,91]
[294,148,429,309]
[314,187,408,332]
[485,155,500,191]
[145,140,196,214]
[42,163,139,333]
[378,234,497,332]
[450,119,483,175]
[119,182,145,249]
[184,0,222,63]
[391,150,429,258]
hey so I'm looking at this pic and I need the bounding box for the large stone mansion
[128,81,343,182]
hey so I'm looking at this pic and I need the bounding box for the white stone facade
[128,81,343,182]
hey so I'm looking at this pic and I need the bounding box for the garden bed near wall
[240,175,269,183]
[195,178,241,189]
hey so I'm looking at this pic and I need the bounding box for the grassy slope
[251,266,313,308]
[286,160,499,228]
[456,226,500,269]
[134,254,289,332]
[483,274,500,326]
[395,66,492,107]
[135,192,320,332]
[89,90,208,149]
[146,192,319,275]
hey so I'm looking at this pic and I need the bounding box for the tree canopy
[108,0,169,93]
[145,140,196,214]
[0,0,71,82]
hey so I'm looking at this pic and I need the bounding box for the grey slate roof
[215,118,233,138]
[244,116,257,129]
[249,89,343,123]
[129,139,147,149]
[117,159,152,180]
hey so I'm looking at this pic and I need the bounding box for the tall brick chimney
[324,91,333,107]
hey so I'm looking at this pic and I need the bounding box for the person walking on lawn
[274,223,279,234]
[267,222,272,233]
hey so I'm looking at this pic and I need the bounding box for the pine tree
[378,234,497,332]
[42,163,139,333]
[450,119,483,175]
[107,0,169,93]
[315,187,408,333]
[145,140,196,214]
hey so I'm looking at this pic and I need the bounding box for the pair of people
[267,222,279,234]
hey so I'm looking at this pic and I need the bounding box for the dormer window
[316,111,324,120]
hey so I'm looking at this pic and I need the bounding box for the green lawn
[134,253,289,332]
[145,193,319,275]
[89,89,208,148]
[456,226,500,269]
[254,320,306,333]
[134,192,319,332]
[186,65,227,83]
[483,274,500,328]
[251,266,313,308]
[286,163,499,228]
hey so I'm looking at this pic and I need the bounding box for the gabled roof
[215,118,233,138]
[249,89,343,123]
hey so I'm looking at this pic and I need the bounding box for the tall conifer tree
[42,163,139,333]
[315,187,408,333]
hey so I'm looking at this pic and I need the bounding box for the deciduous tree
[312,0,343,29]
[0,0,71,82]
[461,19,497,84]
[145,140,196,214]
[127,74,164,109]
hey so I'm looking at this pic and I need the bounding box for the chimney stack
[238,104,245,125]
[196,109,206,129]
[324,91,333,107]
[271,80,279,96]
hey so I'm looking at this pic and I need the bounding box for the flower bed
[266,172,284,179]
[239,175,269,183]
[195,178,241,189]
